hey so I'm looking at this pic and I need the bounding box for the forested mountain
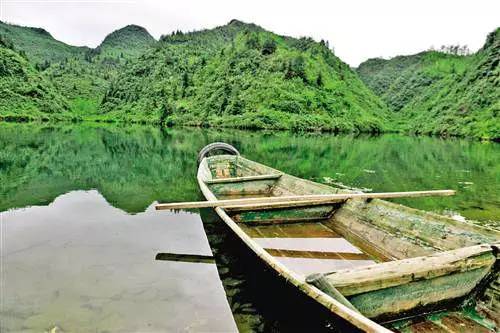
[0,21,87,65]
[0,22,156,114]
[100,20,389,132]
[0,19,498,139]
[96,24,156,58]
[0,36,69,120]
[357,28,500,139]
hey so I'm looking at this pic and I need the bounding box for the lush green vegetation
[95,24,155,58]
[1,123,498,226]
[0,22,156,116]
[45,25,156,109]
[0,36,70,120]
[0,20,497,139]
[0,21,86,65]
[357,28,500,139]
[99,20,388,132]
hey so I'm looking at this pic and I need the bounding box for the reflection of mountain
[0,123,498,224]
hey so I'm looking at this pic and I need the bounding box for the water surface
[1,190,237,332]
[1,123,499,332]
[1,123,498,223]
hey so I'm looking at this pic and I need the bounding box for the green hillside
[100,20,389,132]
[95,24,156,58]
[0,21,86,65]
[0,22,156,114]
[44,25,156,112]
[2,19,496,139]
[357,28,500,139]
[0,36,69,120]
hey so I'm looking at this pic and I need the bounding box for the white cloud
[1,0,498,66]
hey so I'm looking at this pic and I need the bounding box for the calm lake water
[1,122,499,332]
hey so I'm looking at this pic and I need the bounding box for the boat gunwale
[197,157,392,333]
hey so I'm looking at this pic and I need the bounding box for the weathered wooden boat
[159,143,500,332]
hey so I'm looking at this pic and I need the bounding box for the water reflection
[1,190,237,332]
[1,122,498,225]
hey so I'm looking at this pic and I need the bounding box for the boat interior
[199,155,499,331]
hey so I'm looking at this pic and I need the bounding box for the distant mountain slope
[357,54,426,99]
[95,24,155,58]
[100,20,389,132]
[0,36,69,120]
[0,21,86,65]
[43,25,156,106]
[357,28,500,139]
[0,22,156,112]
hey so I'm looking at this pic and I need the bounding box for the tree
[285,56,307,82]
[439,44,470,56]
[160,102,173,124]
[262,39,277,55]
[35,60,51,71]
[181,72,189,97]
[246,33,260,49]
[316,72,323,86]
[320,39,330,50]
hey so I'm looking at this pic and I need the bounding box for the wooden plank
[321,244,495,296]
[265,248,373,260]
[438,314,493,333]
[224,200,340,211]
[326,213,435,261]
[155,190,456,210]
[208,179,276,196]
[205,173,282,184]
[334,199,499,252]
[231,205,335,224]
[476,302,500,328]
[239,222,341,239]
[233,215,330,225]
[408,321,449,333]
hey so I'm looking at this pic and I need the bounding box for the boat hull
[196,153,499,332]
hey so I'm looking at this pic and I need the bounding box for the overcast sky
[1,0,499,66]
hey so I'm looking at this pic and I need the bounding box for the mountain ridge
[94,24,156,58]
[0,21,87,65]
[357,27,499,139]
[99,20,389,132]
[0,21,158,114]
[0,20,497,139]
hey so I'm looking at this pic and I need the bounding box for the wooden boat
[187,143,500,332]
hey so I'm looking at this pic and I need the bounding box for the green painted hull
[198,154,500,332]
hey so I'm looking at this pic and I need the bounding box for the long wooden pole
[155,190,455,210]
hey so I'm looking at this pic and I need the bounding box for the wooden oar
[155,190,455,210]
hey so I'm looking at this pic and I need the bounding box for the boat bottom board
[390,309,496,333]
[238,222,381,276]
